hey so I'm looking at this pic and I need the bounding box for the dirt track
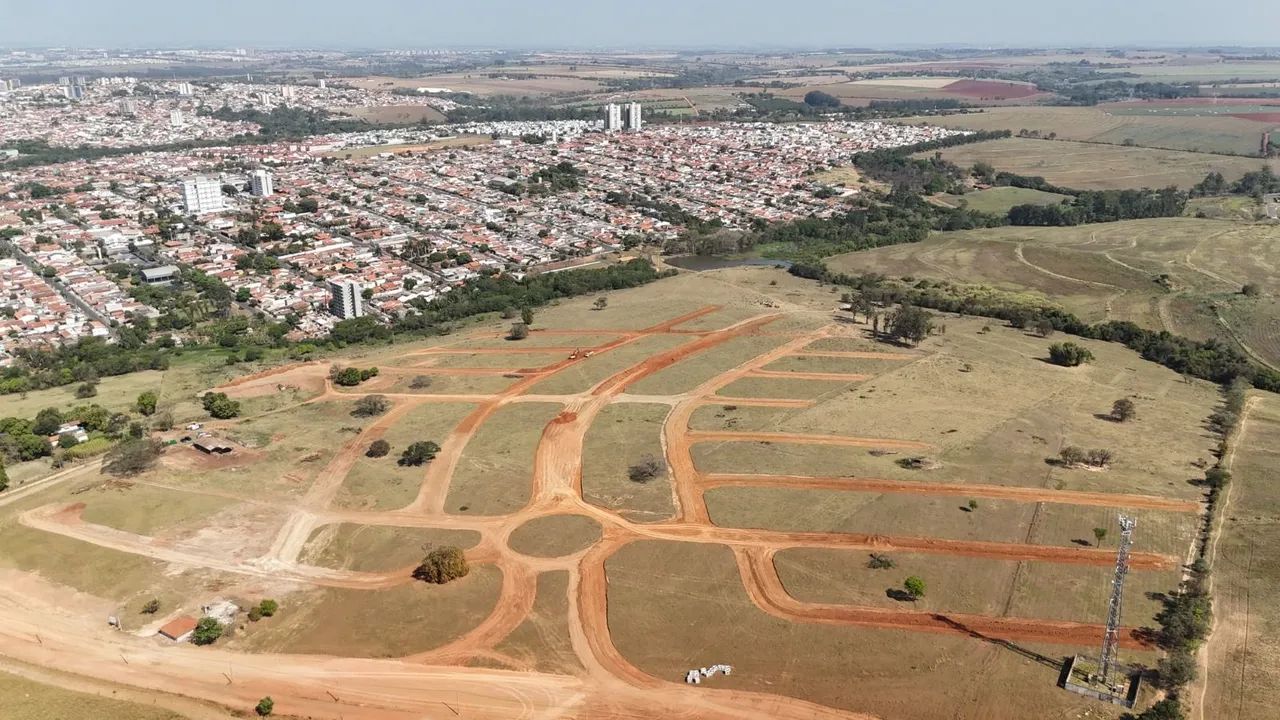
[2,305,1205,719]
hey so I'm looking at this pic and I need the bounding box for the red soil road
[648,524,1177,570]
[703,473,1201,513]
[943,79,1043,99]
[736,547,1154,650]
[1230,112,1280,122]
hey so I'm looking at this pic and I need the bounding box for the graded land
[0,266,1223,720]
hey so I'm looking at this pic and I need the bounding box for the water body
[665,256,793,272]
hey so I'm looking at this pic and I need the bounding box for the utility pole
[1099,514,1136,686]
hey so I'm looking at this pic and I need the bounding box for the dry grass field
[934,186,1071,214]
[0,265,1230,720]
[828,217,1280,370]
[1199,393,1280,720]
[335,104,446,124]
[918,137,1280,190]
[347,73,603,97]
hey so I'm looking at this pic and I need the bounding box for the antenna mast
[1099,514,1136,685]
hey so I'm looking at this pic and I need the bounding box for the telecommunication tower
[1098,514,1137,686]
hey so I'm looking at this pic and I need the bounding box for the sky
[2,0,1278,50]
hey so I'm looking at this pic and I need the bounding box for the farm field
[334,104,446,124]
[916,137,1280,190]
[827,217,1280,370]
[0,266,1222,720]
[898,105,1280,156]
[346,73,603,97]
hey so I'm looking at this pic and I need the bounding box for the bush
[258,599,278,616]
[331,367,363,386]
[1111,397,1136,422]
[1059,446,1087,466]
[255,696,274,717]
[57,432,80,449]
[413,546,469,584]
[1033,317,1055,338]
[191,617,223,645]
[508,322,529,341]
[400,440,441,466]
[366,439,391,457]
[409,375,433,389]
[867,553,895,570]
[75,382,97,399]
[627,455,664,483]
[1131,697,1185,720]
[1048,342,1094,367]
[247,606,263,622]
[352,394,390,417]
[142,598,160,614]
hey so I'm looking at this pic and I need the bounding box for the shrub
[57,432,81,449]
[142,598,160,614]
[1059,446,1087,466]
[75,382,98,399]
[191,617,223,645]
[366,439,391,458]
[255,696,274,717]
[867,553,895,570]
[1241,282,1261,297]
[1033,317,1055,338]
[1048,342,1094,367]
[400,440,441,466]
[627,455,664,483]
[331,367,363,386]
[66,437,112,459]
[413,546,469,584]
[508,322,529,341]
[409,375,433,389]
[247,606,263,622]
[1086,448,1114,467]
[352,394,390,417]
[257,599,278,617]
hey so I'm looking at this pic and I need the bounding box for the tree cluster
[1048,342,1094,367]
[201,392,241,419]
[413,546,469,584]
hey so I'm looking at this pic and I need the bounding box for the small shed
[158,615,198,642]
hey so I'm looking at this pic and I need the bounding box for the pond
[664,256,792,272]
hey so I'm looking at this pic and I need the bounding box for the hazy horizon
[3,0,1278,51]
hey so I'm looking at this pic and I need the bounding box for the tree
[508,322,529,341]
[1133,698,1186,720]
[520,307,534,326]
[967,499,979,511]
[331,367,364,386]
[255,696,275,717]
[142,598,161,614]
[1241,283,1261,297]
[201,392,241,419]
[352,394,390,417]
[1087,448,1114,467]
[413,546,469,584]
[1059,446,1087,466]
[366,439,391,458]
[1111,398,1136,422]
[903,576,926,600]
[191,617,223,645]
[593,296,609,311]
[803,90,841,108]
[1033,317,1055,338]
[628,455,665,483]
[1157,651,1197,688]
[57,432,80,449]
[33,407,63,436]
[1092,527,1108,546]
[0,460,7,492]
[152,410,174,431]
[1048,342,1094,367]
[400,440,441,466]
[75,382,98,399]
[103,438,163,476]
[136,390,158,416]
[885,305,933,346]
